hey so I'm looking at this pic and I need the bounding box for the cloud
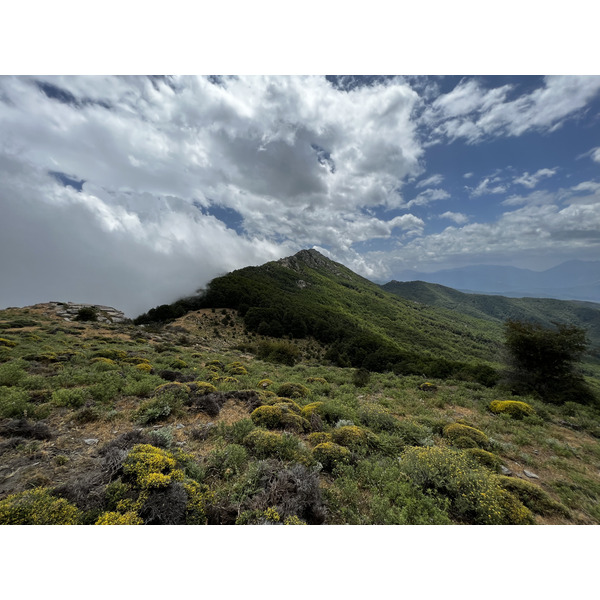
[513,168,557,188]
[415,173,444,188]
[405,188,451,208]
[463,172,474,179]
[439,211,469,224]
[468,177,507,197]
[0,75,428,313]
[592,147,600,163]
[381,185,600,274]
[422,76,600,144]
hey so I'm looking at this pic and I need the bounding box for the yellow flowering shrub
[399,446,533,525]
[190,381,217,395]
[135,363,153,373]
[0,488,81,525]
[184,480,214,525]
[443,423,489,448]
[464,448,502,472]
[307,432,332,446]
[226,362,248,375]
[418,382,437,392]
[489,400,535,419]
[170,358,188,369]
[262,397,302,413]
[497,476,570,517]
[306,377,327,384]
[123,444,179,488]
[90,357,116,365]
[301,402,324,420]
[95,511,143,525]
[0,338,18,348]
[312,442,351,472]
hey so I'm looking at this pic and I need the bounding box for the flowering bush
[489,400,535,419]
[0,488,80,525]
[312,442,351,472]
[443,423,489,448]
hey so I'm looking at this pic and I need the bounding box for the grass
[0,302,599,524]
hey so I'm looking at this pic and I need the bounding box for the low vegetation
[1,253,599,525]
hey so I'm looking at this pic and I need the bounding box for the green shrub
[251,405,285,429]
[75,306,98,322]
[0,386,30,418]
[257,340,300,366]
[257,378,274,389]
[497,476,570,517]
[0,361,26,386]
[301,402,324,420]
[52,387,90,408]
[489,400,535,419]
[352,368,371,387]
[443,423,488,448]
[277,382,309,399]
[399,446,533,524]
[312,442,351,472]
[0,488,81,524]
[465,448,503,472]
[0,337,17,348]
[307,432,332,446]
[170,358,188,369]
[395,420,435,447]
[331,425,375,452]
[243,429,301,461]
[189,381,217,395]
[358,404,398,432]
[205,444,249,479]
[135,393,181,425]
[214,418,256,444]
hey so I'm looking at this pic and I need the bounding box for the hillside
[1,300,600,526]
[1,251,600,526]
[135,249,503,384]
[382,280,600,367]
[390,260,600,303]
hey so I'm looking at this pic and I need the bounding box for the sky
[1,74,599,316]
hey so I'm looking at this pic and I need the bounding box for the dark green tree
[504,319,595,404]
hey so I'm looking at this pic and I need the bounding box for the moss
[0,488,81,525]
[95,511,143,525]
[444,423,489,448]
[277,382,310,399]
[312,442,351,472]
[489,400,535,419]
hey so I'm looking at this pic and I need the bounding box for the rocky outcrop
[48,302,128,323]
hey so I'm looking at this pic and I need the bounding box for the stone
[523,469,540,479]
[84,438,99,445]
[500,465,512,476]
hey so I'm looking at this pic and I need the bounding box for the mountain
[391,260,600,303]
[382,280,600,366]
[136,249,507,384]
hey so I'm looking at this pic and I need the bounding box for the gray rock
[500,466,512,476]
[523,469,540,479]
[176,423,185,429]
[84,438,99,445]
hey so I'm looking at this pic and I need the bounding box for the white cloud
[592,147,600,163]
[469,177,507,197]
[422,76,600,144]
[463,172,474,179]
[405,188,451,208]
[439,211,469,224]
[513,168,557,188]
[416,173,444,188]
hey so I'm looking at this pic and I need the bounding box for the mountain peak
[276,248,342,274]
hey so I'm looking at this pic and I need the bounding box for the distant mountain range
[391,260,600,303]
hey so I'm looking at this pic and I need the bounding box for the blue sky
[1,75,599,314]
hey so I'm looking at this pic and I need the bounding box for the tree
[503,319,595,404]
